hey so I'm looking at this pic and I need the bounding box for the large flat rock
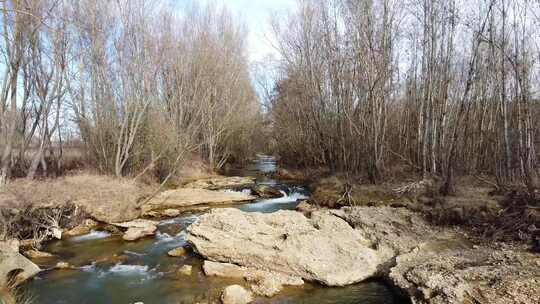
[186,208,383,286]
[183,176,256,190]
[142,188,255,214]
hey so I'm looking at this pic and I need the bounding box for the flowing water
[23,156,407,304]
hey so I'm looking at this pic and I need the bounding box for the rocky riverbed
[186,206,540,304]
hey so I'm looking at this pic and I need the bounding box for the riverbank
[0,172,260,297]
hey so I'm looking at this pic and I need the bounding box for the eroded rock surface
[333,207,540,304]
[142,189,255,215]
[187,208,382,286]
[203,261,303,297]
[0,240,40,286]
[389,242,540,304]
[331,206,449,255]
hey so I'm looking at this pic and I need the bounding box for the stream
[23,156,406,304]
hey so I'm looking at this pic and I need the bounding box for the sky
[175,0,297,63]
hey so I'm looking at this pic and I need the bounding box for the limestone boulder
[333,206,540,304]
[113,219,158,241]
[389,241,540,304]
[187,208,382,286]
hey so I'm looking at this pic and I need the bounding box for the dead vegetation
[0,203,80,246]
[309,174,540,248]
[309,176,396,208]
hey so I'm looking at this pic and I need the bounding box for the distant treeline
[270,0,540,192]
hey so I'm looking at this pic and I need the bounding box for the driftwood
[0,203,79,247]
[393,179,434,202]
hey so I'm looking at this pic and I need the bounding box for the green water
[22,157,408,304]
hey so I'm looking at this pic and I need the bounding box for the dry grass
[309,176,396,208]
[1,174,152,209]
[0,174,155,227]
[154,154,217,189]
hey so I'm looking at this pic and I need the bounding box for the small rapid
[237,187,309,213]
[69,230,112,242]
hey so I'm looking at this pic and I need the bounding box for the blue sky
[174,0,296,62]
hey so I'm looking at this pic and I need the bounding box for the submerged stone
[24,249,55,259]
[168,247,187,257]
[178,265,193,276]
[221,285,253,304]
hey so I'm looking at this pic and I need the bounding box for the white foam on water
[107,264,164,283]
[69,230,111,242]
[155,231,173,242]
[224,188,253,195]
[123,250,147,257]
[158,215,198,226]
[109,264,149,276]
[154,231,186,248]
[79,262,96,272]
[259,190,308,204]
[158,218,178,225]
